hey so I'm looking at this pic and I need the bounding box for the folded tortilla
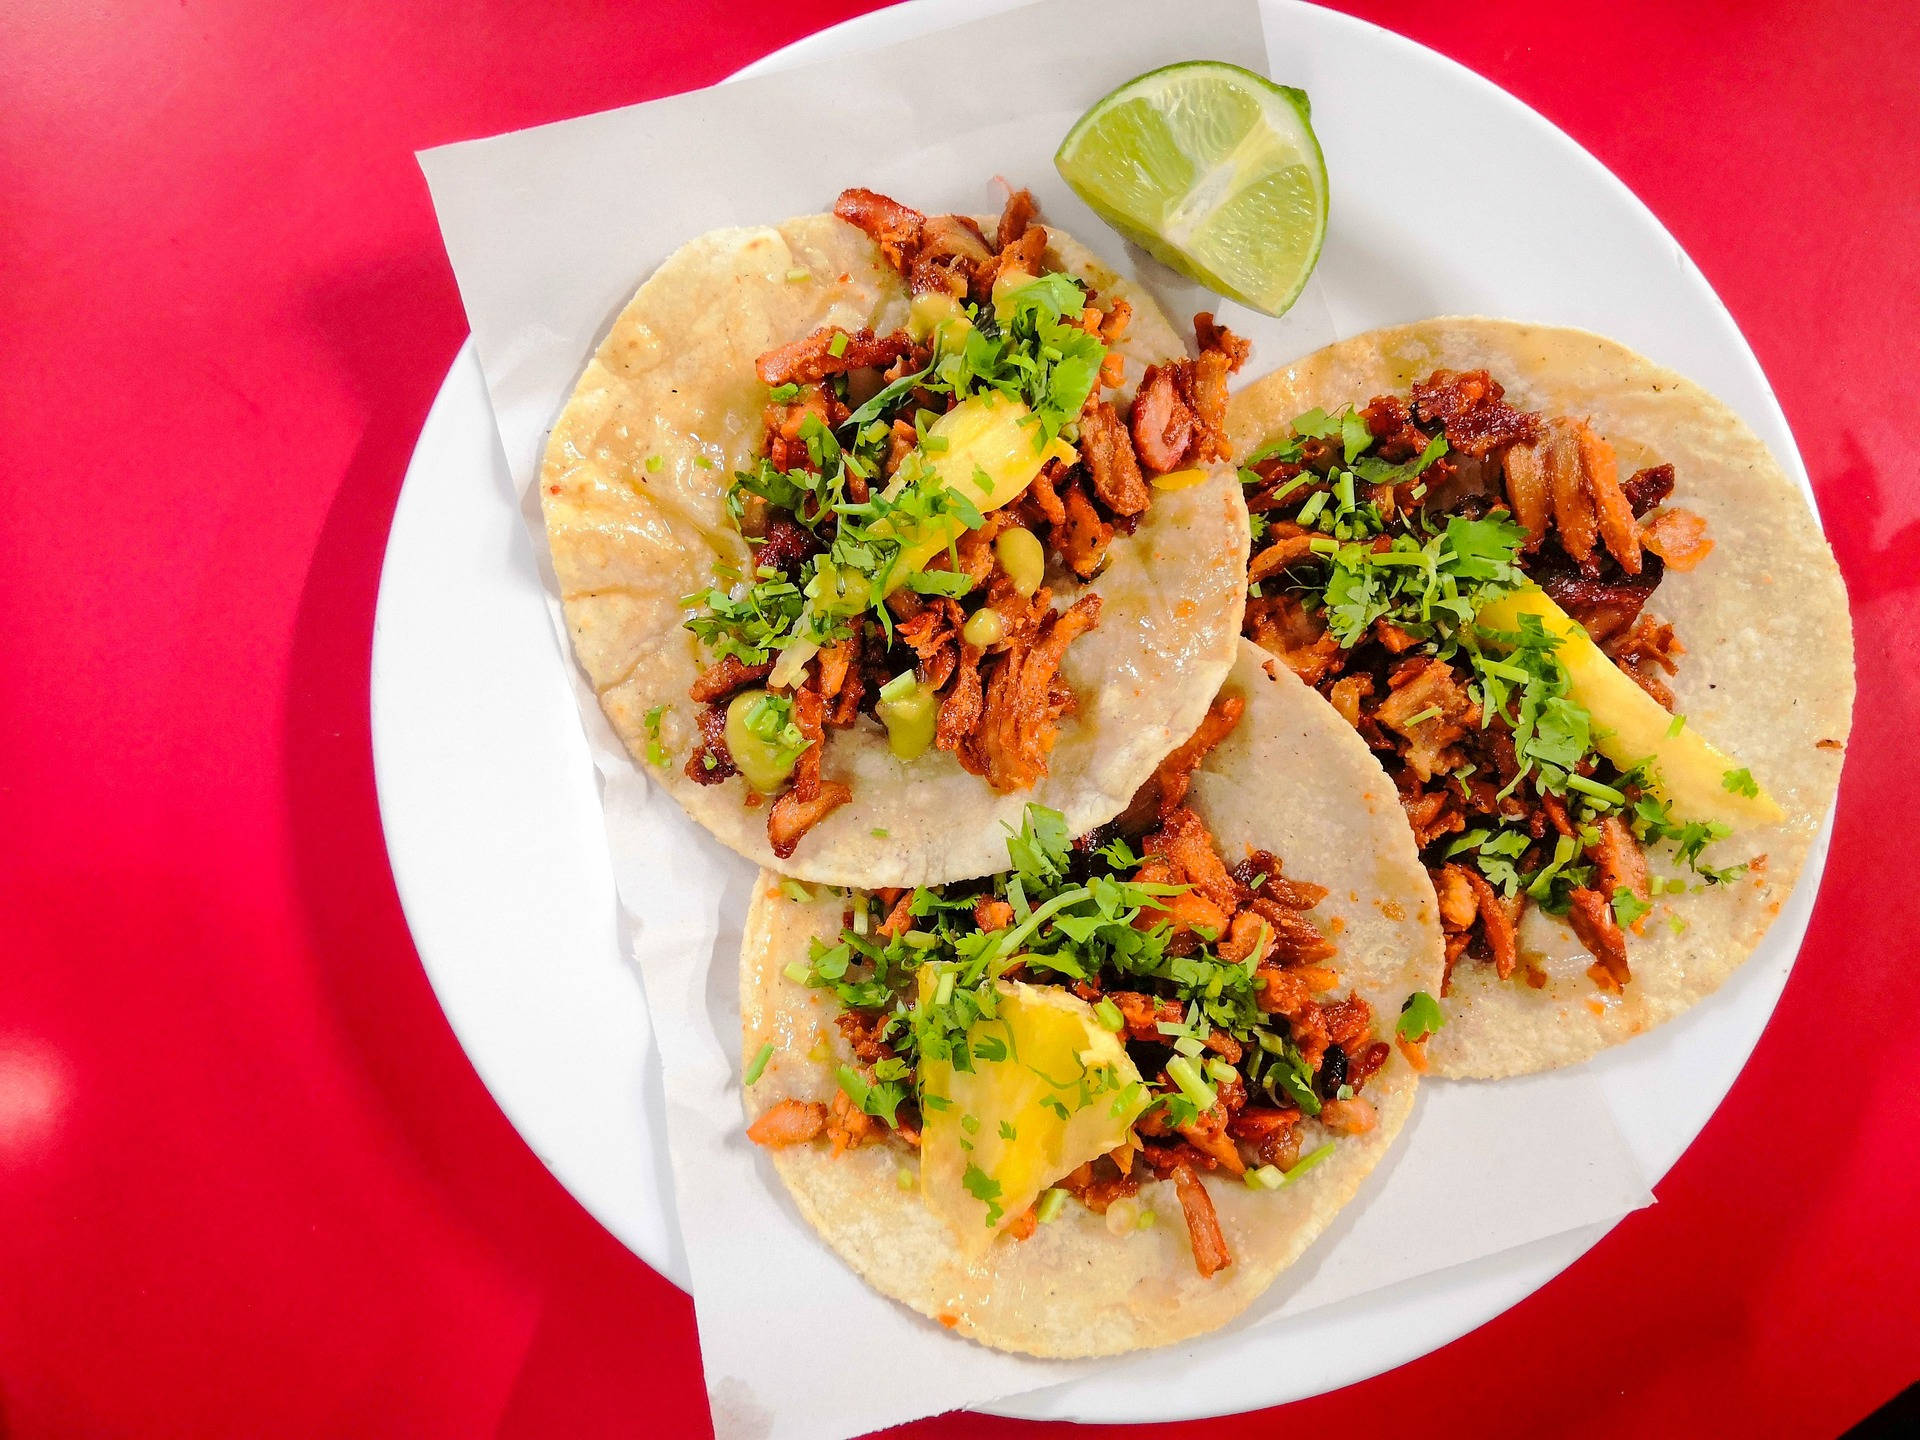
[739,640,1443,1356]
[539,214,1248,888]
[1227,319,1854,1077]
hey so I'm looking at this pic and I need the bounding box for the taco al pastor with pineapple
[1227,319,1852,1076]
[739,641,1444,1356]
[539,187,1252,887]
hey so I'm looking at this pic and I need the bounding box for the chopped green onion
[785,267,811,283]
[827,331,849,358]
[779,878,813,904]
[1666,713,1687,739]
[870,827,890,838]
[1093,998,1124,1032]
[1036,1187,1068,1223]
[1399,704,1442,728]
[1204,1057,1238,1086]
[1136,1208,1156,1229]
[1244,1164,1285,1191]
[645,455,663,473]
[1296,490,1330,526]
[1565,772,1626,805]
[782,961,810,985]
[1283,1142,1337,1184]
[1165,1056,1217,1112]
[743,1041,774,1085]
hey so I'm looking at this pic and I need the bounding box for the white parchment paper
[419,2,1654,1435]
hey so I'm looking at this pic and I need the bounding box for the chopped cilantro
[1611,887,1653,930]
[1396,991,1445,1043]
[962,1161,1004,1226]
[642,704,671,768]
[1722,767,1759,798]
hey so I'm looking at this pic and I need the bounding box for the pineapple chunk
[918,979,1148,1254]
[1476,588,1782,829]
[879,392,1052,588]
[766,392,1048,688]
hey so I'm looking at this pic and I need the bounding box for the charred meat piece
[967,594,1102,791]
[1409,369,1540,456]
[690,654,772,704]
[1114,691,1246,830]
[832,187,925,270]
[755,326,913,387]
[1080,401,1150,516]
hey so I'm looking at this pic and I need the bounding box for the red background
[2,1,1915,1436]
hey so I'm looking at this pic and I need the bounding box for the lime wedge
[1055,61,1328,317]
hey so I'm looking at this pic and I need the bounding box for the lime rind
[1055,61,1328,317]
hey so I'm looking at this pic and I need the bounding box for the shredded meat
[755,326,913,387]
[1409,369,1540,457]
[835,1008,895,1064]
[686,701,737,785]
[1193,312,1252,372]
[1375,657,1475,781]
[1115,691,1245,830]
[1574,420,1643,574]
[996,187,1037,250]
[1247,526,1322,584]
[966,594,1102,791]
[1245,592,1343,686]
[1640,507,1715,571]
[1433,863,1478,930]
[1127,317,1250,474]
[1502,435,1552,545]
[1227,1107,1303,1167]
[766,685,851,857]
[1590,816,1650,918]
[1081,401,1150,515]
[971,224,1047,301]
[746,1099,827,1148]
[1621,462,1675,516]
[1459,866,1517,981]
[832,187,925,270]
[1177,1103,1246,1175]
[1245,896,1337,967]
[1537,554,1664,647]
[1143,806,1240,910]
[690,654,772,704]
[1130,362,1195,473]
[1232,850,1330,911]
[1058,1156,1143,1214]
[1567,886,1630,991]
[826,1086,879,1155]
[1170,1160,1233,1277]
[935,642,985,755]
[1544,418,1599,567]
[1111,990,1185,1044]
[755,516,818,577]
[1603,613,1683,708]
[1054,478,1115,579]
[896,596,964,690]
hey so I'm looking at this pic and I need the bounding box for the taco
[539,187,1253,887]
[739,641,1444,1357]
[1226,319,1853,1077]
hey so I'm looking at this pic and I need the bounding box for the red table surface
[3,1,1916,1436]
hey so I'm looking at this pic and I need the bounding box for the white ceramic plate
[371,0,1831,1421]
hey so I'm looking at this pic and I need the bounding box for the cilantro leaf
[1396,990,1445,1042]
